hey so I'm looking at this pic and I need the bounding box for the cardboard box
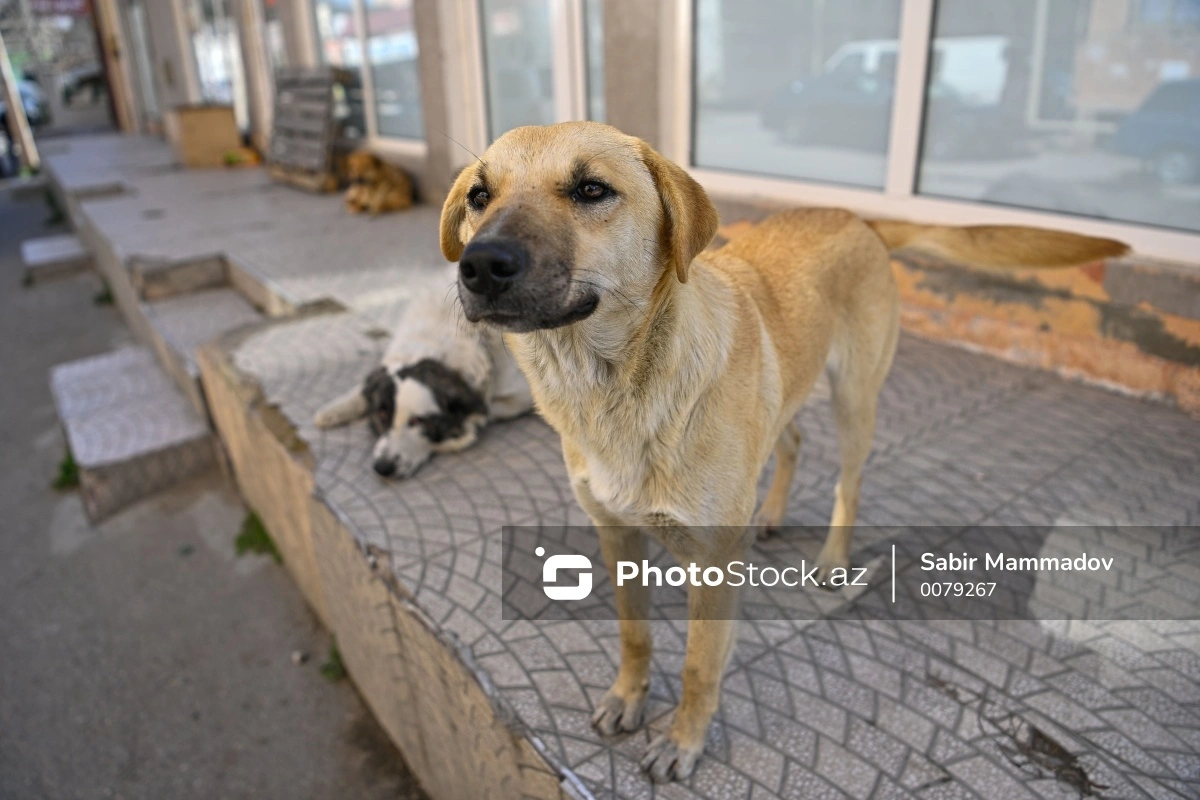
[163,105,242,169]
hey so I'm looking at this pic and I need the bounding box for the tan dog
[344,151,414,215]
[438,122,1127,782]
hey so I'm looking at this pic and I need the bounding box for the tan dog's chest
[507,278,789,528]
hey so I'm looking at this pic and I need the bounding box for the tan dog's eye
[468,187,490,210]
[574,181,611,202]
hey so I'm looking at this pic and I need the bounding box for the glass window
[479,0,555,141]
[691,0,903,189]
[365,0,424,139]
[917,0,1200,234]
[186,0,250,130]
[261,0,288,70]
[314,0,361,67]
[584,0,605,121]
[127,0,160,124]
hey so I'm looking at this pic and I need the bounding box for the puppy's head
[365,359,488,479]
[439,122,719,333]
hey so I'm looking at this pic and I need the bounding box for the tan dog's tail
[866,219,1128,269]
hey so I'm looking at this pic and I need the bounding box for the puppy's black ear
[637,141,719,284]
[440,375,488,421]
[362,367,396,436]
[439,165,479,262]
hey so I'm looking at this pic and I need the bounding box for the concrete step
[0,174,48,201]
[20,233,92,283]
[131,255,228,301]
[50,346,218,523]
[142,288,264,416]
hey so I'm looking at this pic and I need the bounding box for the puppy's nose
[373,458,397,477]
[459,240,526,296]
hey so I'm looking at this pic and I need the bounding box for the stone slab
[50,346,217,522]
[20,232,92,282]
[142,288,263,415]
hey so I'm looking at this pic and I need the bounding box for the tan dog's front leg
[642,582,739,783]
[566,461,654,737]
[591,525,652,736]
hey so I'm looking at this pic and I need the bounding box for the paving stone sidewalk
[236,300,1200,800]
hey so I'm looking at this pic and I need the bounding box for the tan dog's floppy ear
[439,166,478,262]
[638,141,719,283]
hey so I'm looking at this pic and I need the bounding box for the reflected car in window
[1111,79,1200,186]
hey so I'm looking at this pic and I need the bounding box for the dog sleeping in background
[344,151,415,215]
[313,274,533,477]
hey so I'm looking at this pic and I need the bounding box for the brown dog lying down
[344,150,414,215]
[439,121,1129,782]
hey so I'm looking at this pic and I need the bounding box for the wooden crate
[164,105,242,169]
[268,67,364,193]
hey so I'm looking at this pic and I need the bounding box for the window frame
[666,0,1200,265]
[310,0,430,157]
[473,0,595,145]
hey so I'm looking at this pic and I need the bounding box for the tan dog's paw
[590,685,647,736]
[640,732,701,783]
[752,507,782,540]
[814,548,850,589]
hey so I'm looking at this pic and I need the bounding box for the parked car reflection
[1111,79,1200,186]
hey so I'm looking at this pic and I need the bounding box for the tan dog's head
[439,122,718,333]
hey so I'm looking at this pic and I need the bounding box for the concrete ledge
[890,252,1200,416]
[20,233,92,283]
[142,288,263,416]
[132,255,228,300]
[197,329,578,799]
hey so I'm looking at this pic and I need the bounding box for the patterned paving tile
[229,297,1200,799]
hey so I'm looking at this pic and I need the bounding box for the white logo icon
[536,546,593,600]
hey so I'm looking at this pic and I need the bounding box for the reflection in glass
[692,0,902,189]
[480,0,555,141]
[127,0,159,124]
[584,0,605,121]
[314,0,360,67]
[918,0,1200,234]
[366,0,424,139]
[261,0,288,70]
[187,0,249,130]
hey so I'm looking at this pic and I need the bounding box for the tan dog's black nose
[459,241,525,296]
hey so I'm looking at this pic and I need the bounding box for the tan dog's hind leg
[591,525,652,736]
[816,287,899,581]
[753,418,803,537]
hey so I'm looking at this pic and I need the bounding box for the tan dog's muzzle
[456,218,598,332]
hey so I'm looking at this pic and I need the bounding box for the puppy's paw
[590,685,648,736]
[640,733,702,783]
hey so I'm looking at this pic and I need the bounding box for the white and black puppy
[314,277,533,478]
